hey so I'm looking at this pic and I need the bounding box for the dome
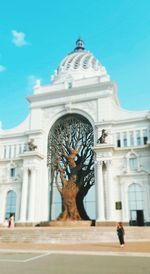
[51,39,110,84]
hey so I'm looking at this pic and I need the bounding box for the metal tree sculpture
[47,114,94,221]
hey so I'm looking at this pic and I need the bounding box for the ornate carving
[97,129,108,144]
[96,160,103,166]
[105,159,112,168]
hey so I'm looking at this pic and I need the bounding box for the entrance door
[130,210,144,226]
[137,210,144,226]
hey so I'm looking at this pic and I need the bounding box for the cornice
[0,129,45,140]
[95,115,150,127]
[26,81,116,104]
[19,151,45,160]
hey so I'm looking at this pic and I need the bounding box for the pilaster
[28,167,37,222]
[93,143,115,222]
[19,167,29,222]
[95,160,105,221]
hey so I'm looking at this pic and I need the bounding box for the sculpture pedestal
[40,220,94,227]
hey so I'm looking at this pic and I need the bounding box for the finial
[74,38,85,52]
[34,79,41,89]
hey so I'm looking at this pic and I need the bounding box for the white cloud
[26,75,38,93]
[0,65,6,72]
[11,30,29,47]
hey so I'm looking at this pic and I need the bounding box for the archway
[47,113,95,221]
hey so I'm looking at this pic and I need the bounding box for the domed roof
[51,39,110,84]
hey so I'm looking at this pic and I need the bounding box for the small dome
[51,39,110,84]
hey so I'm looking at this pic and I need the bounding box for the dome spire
[74,38,85,52]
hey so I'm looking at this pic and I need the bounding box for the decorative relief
[74,100,97,121]
[97,153,104,158]
[65,102,72,112]
[43,107,62,120]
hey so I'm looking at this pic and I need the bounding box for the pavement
[0,241,150,274]
[0,241,150,255]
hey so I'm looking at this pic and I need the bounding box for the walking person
[116,222,125,247]
[8,215,15,228]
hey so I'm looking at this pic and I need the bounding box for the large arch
[47,113,95,221]
[45,108,95,138]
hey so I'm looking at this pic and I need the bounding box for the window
[116,133,121,147]
[5,191,17,220]
[68,82,72,89]
[123,132,127,147]
[143,129,148,145]
[128,183,144,210]
[129,131,134,146]
[136,130,141,145]
[10,168,15,177]
[129,157,137,170]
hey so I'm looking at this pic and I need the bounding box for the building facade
[0,39,150,226]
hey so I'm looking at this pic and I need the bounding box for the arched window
[127,151,138,171]
[129,157,137,170]
[5,191,17,220]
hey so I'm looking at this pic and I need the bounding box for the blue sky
[0,0,150,129]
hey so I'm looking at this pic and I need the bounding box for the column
[144,181,150,222]
[140,130,144,145]
[15,189,21,222]
[126,131,130,147]
[106,160,115,220]
[19,168,29,222]
[120,132,123,147]
[6,145,9,159]
[0,192,7,223]
[28,167,37,222]
[11,145,14,159]
[120,182,128,222]
[133,131,137,146]
[96,160,105,221]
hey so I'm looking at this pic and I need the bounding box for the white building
[0,39,150,226]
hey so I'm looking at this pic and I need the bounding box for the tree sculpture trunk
[58,181,81,220]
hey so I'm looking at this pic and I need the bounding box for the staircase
[0,226,150,244]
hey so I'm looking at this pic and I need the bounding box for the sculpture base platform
[40,220,94,227]
[15,220,129,227]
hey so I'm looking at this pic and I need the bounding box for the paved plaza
[0,241,150,274]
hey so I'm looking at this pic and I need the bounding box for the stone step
[0,227,150,244]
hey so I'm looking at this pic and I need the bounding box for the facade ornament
[97,129,108,144]
[96,160,103,166]
[74,38,85,52]
[27,139,37,151]
[105,159,112,167]
[65,102,72,112]
[34,79,41,89]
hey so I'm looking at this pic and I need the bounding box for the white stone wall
[0,76,149,225]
